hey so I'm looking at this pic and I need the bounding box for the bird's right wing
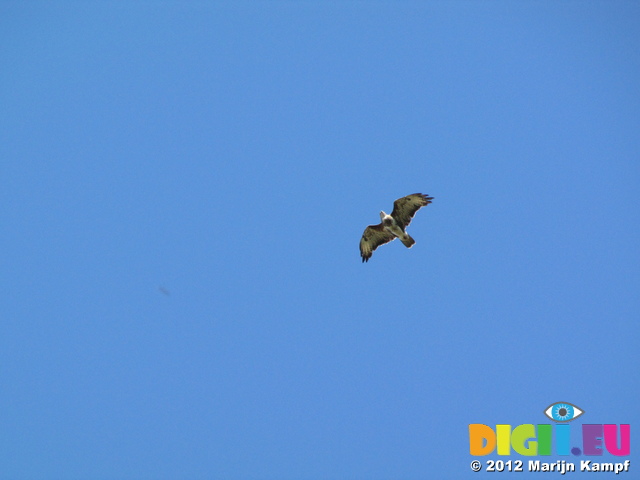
[391,193,434,230]
[359,224,395,262]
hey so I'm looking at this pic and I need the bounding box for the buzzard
[359,193,434,262]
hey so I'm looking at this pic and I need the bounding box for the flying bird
[359,193,434,262]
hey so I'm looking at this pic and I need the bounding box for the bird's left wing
[359,224,395,262]
[391,193,434,229]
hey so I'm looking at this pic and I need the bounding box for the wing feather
[390,193,434,230]
[359,224,395,262]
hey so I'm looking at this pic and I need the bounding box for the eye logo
[544,402,584,422]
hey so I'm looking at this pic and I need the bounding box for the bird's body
[380,211,415,247]
[359,193,433,262]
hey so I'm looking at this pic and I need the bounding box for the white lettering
[581,460,631,473]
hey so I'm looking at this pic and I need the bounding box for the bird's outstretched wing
[391,193,434,230]
[359,224,395,262]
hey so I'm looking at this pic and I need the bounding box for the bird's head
[379,211,387,221]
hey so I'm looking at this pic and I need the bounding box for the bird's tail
[401,234,416,248]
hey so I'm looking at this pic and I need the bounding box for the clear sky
[1,2,638,479]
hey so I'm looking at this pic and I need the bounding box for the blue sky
[1,2,638,479]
